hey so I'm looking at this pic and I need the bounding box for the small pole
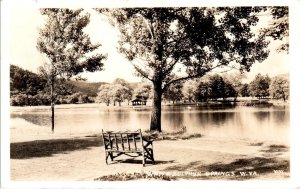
[50,69,55,133]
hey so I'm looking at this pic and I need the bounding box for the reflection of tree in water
[272,109,289,125]
[114,111,130,123]
[253,111,270,121]
[99,109,151,131]
[162,112,184,131]
[196,112,235,127]
[11,113,50,127]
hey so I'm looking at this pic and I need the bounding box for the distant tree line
[162,73,289,104]
[95,72,289,106]
[10,65,151,106]
[10,65,100,106]
[10,65,289,106]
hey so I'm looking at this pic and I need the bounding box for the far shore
[10,98,289,113]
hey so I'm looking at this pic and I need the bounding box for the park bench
[101,129,155,166]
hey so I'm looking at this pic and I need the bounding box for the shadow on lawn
[162,145,289,180]
[11,137,102,159]
[111,159,175,166]
[163,156,289,180]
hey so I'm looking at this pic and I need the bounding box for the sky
[9,7,290,83]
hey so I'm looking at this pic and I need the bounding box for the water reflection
[11,113,50,127]
[253,111,271,122]
[10,105,289,142]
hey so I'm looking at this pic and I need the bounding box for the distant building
[131,98,147,106]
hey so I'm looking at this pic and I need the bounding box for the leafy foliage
[37,9,106,79]
[163,81,184,104]
[260,7,289,52]
[10,65,48,106]
[239,83,250,97]
[194,74,237,101]
[269,75,289,101]
[98,7,269,87]
[37,8,106,132]
[249,74,271,99]
[97,7,270,131]
[96,79,133,106]
[67,80,107,97]
[133,83,152,101]
[182,80,198,103]
[195,81,210,102]
[10,65,46,97]
[95,84,113,106]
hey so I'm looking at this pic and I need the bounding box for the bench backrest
[102,129,143,152]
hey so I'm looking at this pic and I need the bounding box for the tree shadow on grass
[162,157,289,180]
[110,159,175,166]
[11,137,102,159]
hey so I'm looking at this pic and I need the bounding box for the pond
[10,104,290,143]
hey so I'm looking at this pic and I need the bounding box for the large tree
[133,83,152,101]
[37,9,106,132]
[240,83,250,97]
[269,75,289,101]
[112,78,133,105]
[98,7,270,131]
[249,73,271,99]
[96,84,112,106]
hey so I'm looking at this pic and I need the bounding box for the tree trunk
[150,81,162,132]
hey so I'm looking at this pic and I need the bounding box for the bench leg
[142,153,146,167]
[105,152,114,164]
[109,152,114,161]
[105,152,108,164]
[143,148,155,165]
[149,148,155,164]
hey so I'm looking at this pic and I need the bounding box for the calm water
[10,105,290,143]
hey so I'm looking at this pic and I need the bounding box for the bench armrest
[142,136,154,143]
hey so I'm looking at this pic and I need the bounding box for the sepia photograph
[1,0,300,188]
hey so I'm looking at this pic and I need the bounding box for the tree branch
[130,61,154,82]
[162,63,224,91]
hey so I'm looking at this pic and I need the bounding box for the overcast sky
[9,7,289,83]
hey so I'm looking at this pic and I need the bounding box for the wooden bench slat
[108,133,113,149]
[133,134,137,150]
[126,134,130,151]
[114,133,118,150]
[120,134,125,151]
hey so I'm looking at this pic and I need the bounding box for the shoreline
[10,100,289,113]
